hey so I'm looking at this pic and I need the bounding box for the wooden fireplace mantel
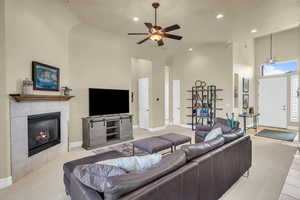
[9,94,75,102]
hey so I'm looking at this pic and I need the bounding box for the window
[262,61,298,77]
[290,75,299,122]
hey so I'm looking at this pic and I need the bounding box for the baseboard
[148,126,167,132]
[287,126,299,131]
[133,125,139,129]
[179,124,192,129]
[0,176,12,190]
[69,141,82,149]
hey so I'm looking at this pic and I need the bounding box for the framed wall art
[32,62,60,91]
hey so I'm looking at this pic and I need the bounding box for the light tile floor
[279,155,300,200]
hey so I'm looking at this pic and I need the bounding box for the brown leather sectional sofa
[64,132,252,200]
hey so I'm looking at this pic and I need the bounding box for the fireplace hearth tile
[10,117,27,143]
[11,139,28,164]
[10,101,31,118]
[10,100,69,182]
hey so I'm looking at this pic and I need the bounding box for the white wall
[131,58,153,126]
[171,43,234,125]
[69,24,168,142]
[233,40,255,115]
[0,0,10,180]
[255,27,300,127]
[5,0,79,93]
[0,0,79,179]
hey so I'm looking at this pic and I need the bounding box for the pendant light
[266,34,276,64]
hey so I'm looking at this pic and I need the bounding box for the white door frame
[173,80,181,125]
[164,66,170,125]
[138,78,150,129]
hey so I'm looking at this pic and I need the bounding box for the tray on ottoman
[158,133,192,150]
[132,137,173,155]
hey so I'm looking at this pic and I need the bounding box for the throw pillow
[204,127,223,142]
[97,154,162,172]
[226,120,238,129]
[73,164,127,192]
[213,122,232,134]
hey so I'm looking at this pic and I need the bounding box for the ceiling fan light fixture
[150,34,163,41]
[128,2,183,46]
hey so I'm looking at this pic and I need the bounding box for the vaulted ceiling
[69,0,300,47]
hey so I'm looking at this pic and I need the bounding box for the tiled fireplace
[10,101,69,182]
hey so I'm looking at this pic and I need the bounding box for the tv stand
[82,114,133,150]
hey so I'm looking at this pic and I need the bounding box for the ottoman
[158,133,192,150]
[132,137,173,155]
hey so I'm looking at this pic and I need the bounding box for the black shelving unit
[187,80,223,130]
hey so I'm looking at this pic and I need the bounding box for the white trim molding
[133,125,139,129]
[179,124,192,129]
[69,141,83,149]
[0,176,12,189]
[148,126,167,132]
[287,126,299,131]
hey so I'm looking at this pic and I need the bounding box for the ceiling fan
[128,2,183,46]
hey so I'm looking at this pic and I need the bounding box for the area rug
[93,142,148,156]
[256,129,297,142]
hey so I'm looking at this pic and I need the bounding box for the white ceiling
[69,0,300,47]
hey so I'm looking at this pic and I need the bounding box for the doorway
[164,66,170,125]
[131,57,152,129]
[173,80,181,125]
[138,77,150,129]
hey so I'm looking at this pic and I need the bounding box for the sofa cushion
[181,136,225,161]
[103,150,187,200]
[97,154,162,172]
[223,129,244,144]
[196,125,212,132]
[64,150,125,181]
[213,122,232,134]
[73,164,127,192]
[204,128,222,142]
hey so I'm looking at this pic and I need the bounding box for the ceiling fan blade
[128,33,149,35]
[144,23,153,30]
[137,37,150,44]
[158,40,164,46]
[163,24,180,32]
[165,33,183,40]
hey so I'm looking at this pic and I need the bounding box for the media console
[82,114,133,150]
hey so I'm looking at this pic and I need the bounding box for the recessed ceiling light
[133,17,139,22]
[188,48,193,52]
[216,14,224,19]
[251,29,257,33]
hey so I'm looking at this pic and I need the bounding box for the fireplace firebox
[28,112,61,156]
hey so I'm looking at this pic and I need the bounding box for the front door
[259,77,287,128]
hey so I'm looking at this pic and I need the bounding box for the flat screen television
[89,88,129,116]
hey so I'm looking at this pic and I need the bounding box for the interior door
[138,78,150,129]
[173,80,181,125]
[259,77,287,128]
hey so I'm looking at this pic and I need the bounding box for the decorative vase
[22,78,33,96]
[61,86,72,96]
